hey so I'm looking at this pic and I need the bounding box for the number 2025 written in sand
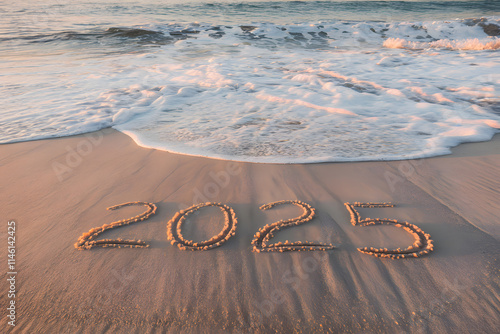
[75,200,434,259]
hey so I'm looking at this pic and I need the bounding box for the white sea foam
[1,15,500,163]
[383,37,500,50]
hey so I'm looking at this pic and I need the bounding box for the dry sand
[0,129,499,333]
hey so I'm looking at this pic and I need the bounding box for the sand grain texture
[0,129,499,333]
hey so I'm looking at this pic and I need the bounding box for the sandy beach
[1,128,499,333]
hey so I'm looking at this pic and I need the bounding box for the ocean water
[1,0,499,162]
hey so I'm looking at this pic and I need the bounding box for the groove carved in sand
[252,200,335,252]
[75,201,157,250]
[344,202,434,259]
[167,202,238,251]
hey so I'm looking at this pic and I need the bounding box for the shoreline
[1,129,499,333]
[4,127,499,165]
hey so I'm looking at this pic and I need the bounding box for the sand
[0,128,499,333]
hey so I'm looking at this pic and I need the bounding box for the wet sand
[1,129,499,333]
